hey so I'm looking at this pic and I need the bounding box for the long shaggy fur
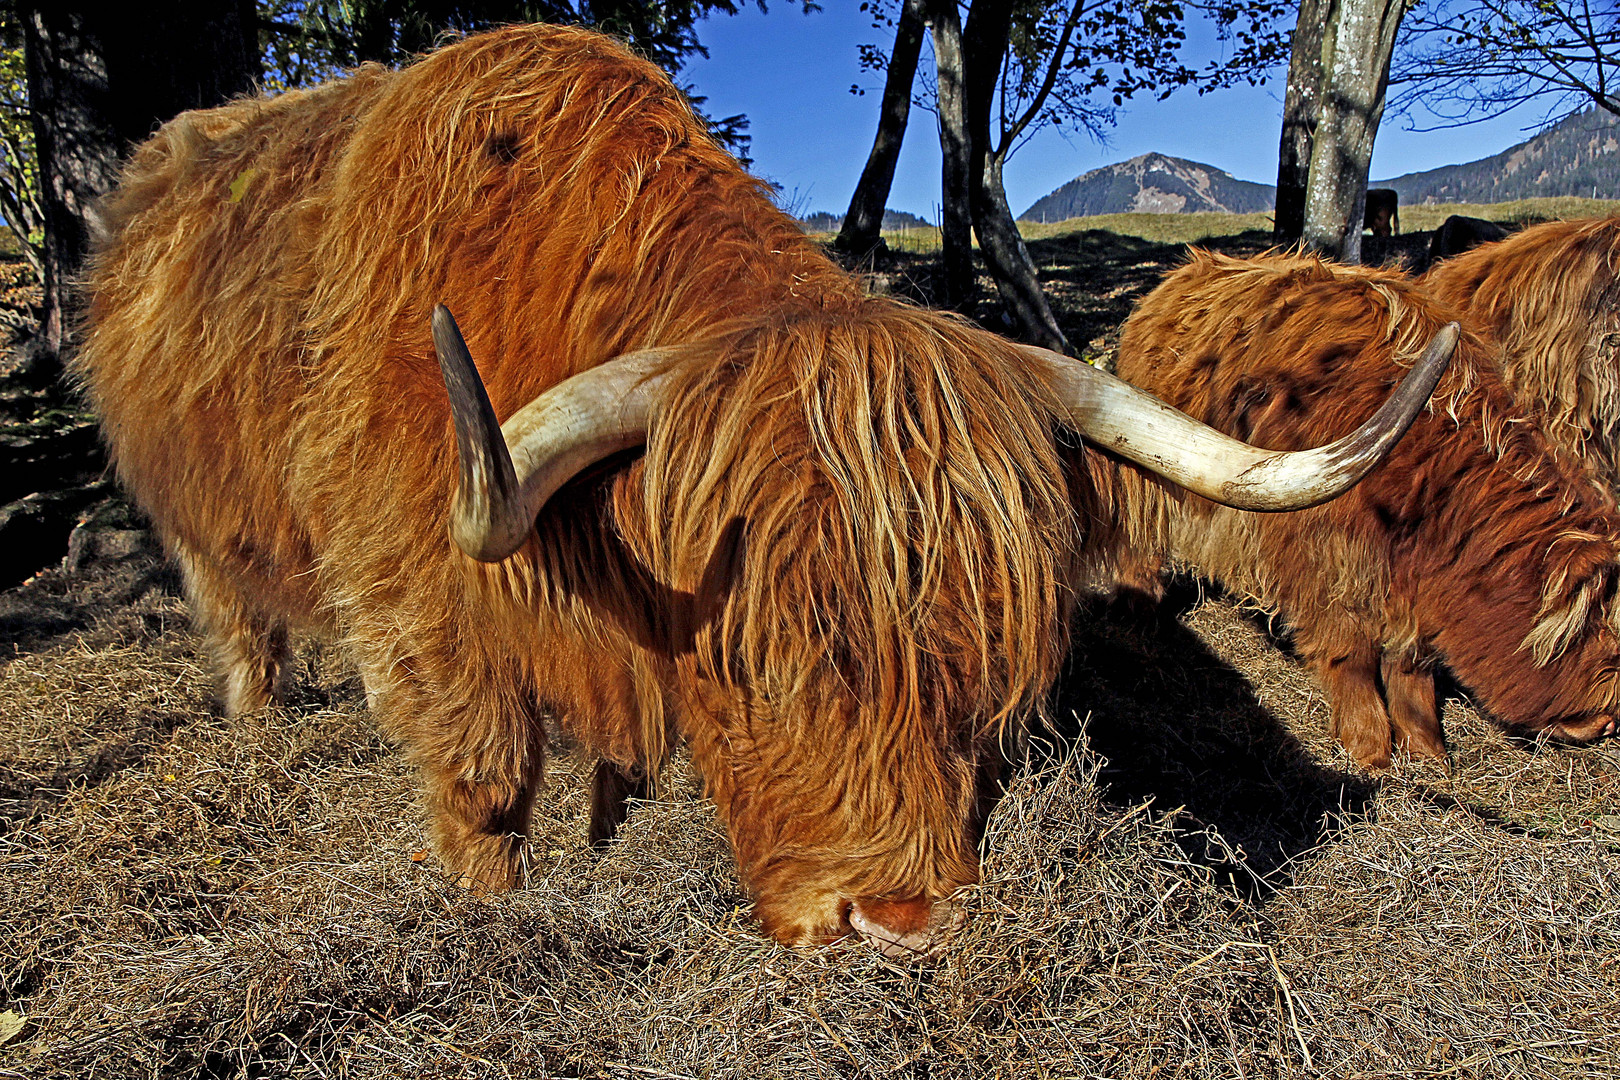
[1113,251,1620,768]
[1424,215,1620,489]
[75,25,1093,945]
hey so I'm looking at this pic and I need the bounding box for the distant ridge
[1019,153,1275,221]
[798,209,933,232]
[1376,108,1620,203]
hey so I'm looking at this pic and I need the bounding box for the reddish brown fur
[1114,251,1620,767]
[75,26,1107,947]
[1424,216,1620,489]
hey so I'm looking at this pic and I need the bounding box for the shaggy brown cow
[1113,251,1620,768]
[75,26,1448,955]
[1425,216,1620,488]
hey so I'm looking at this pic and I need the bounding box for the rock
[0,484,113,589]
[62,524,153,575]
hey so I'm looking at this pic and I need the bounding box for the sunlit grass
[1395,196,1618,231]
[1016,197,1620,246]
[807,197,1620,253]
[1017,211,1276,244]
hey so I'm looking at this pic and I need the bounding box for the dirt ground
[2,213,1618,1079]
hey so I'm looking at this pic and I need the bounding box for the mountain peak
[1020,153,1275,221]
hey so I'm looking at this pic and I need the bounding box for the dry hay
[0,539,1617,1080]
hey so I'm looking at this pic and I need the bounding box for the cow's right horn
[433,305,675,561]
[1027,321,1458,511]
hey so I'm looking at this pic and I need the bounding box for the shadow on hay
[1041,582,1378,902]
[0,551,179,654]
[0,709,191,838]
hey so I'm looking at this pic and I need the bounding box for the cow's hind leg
[1301,631,1394,769]
[588,760,650,847]
[176,542,291,715]
[1381,651,1447,763]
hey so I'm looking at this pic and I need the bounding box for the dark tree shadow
[1040,583,1377,902]
[867,228,1280,358]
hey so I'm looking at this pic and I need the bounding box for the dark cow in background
[1111,251,1620,769]
[73,26,1449,955]
[1425,214,1509,269]
[1425,216,1620,489]
[1364,188,1400,237]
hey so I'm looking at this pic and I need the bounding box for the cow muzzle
[1545,712,1618,743]
[847,896,966,960]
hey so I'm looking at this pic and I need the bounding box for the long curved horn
[433,305,676,561]
[1027,321,1458,511]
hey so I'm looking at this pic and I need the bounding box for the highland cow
[1113,251,1620,769]
[1424,216,1620,488]
[1364,188,1400,238]
[1424,214,1508,270]
[75,26,1449,955]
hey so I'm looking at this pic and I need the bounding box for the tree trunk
[961,0,1068,351]
[930,0,975,310]
[23,0,258,374]
[975,152,1069,352]
[1273,0,1327,244]
[1301,0,1409,263]
[835,0,928,260]
[23,8,119,364]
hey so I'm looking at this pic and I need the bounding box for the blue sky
[682,4,1578,220]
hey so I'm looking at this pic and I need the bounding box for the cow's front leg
[411,694,545,894]
[1381,650,1447,763]
[1302,631,1394,769]
[588,759,650,847]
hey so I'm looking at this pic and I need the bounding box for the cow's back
[79,69,396,625]
[1424,216,1620,489]
[78,24,816,634]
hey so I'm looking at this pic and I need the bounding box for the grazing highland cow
[1423,213,1508,270]
[1363,188,1400,238]
[1425,216,1620,489]
[76,26,1449,954]
[1113,251,1620,769]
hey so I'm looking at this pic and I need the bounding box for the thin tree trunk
[1274,0,1327,244]
[835,0,928,259]
[930,0,975,310]
[23,0,258,376]
[23,7,119,365]
[961,0,1068,351]
[1302,0,1408,263]
[975,152,1068,351]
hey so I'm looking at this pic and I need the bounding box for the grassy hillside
[1010,196,1619,243]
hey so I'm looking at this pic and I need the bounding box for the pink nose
[848,897,965,959]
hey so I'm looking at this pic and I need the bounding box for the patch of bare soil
[1,230,1618,1079]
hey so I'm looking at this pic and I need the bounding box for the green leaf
[228,168,259,203]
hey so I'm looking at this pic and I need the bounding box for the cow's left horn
[1027,321,1458,511]
[433,305,675,561]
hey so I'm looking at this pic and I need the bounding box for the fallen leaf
[228,168,259,203]
[0,1010,24,1046]
[410,849,429,863]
